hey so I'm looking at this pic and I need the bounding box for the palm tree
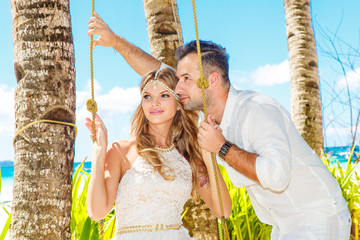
[284,0,323,156]
[143,0,183,69]
[10,0,75,239]
[142,0,219,238]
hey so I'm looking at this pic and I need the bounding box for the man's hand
[197,115,226,153]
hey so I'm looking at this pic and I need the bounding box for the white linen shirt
[217,86,348,233]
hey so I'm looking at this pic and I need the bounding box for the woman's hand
[88,12,117,49]
[85,114,108,149]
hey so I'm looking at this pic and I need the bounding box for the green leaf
[0,213,11,240]
[341,162,359,188]
[79,217,92,240]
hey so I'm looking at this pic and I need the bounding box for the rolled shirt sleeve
[245,101,292,192]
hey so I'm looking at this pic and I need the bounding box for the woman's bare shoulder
[108,138,138,174]
[108,138,137,162]
[111,138,136,153]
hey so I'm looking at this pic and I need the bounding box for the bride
[85,67,231,239]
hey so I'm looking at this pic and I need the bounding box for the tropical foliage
[219,166,272,240]
[71,159,116,240]
[0,204,11,240]
[323,146,360,240]
[1,149,359,239]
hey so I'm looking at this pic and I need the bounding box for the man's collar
[219,86,237,130]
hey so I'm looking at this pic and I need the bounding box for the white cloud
[251,60,290,86]
[76,80,140,123]
[337,68,360,89]
[76,79,103,107]
[230,60,290,86]
[98,87,140,114]
[0,84,15,136]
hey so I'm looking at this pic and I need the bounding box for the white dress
[113,147,193,240]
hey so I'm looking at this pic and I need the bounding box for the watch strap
[218,140,233,159]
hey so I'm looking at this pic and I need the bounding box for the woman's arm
[85,114,122,221]
[196,149,232,219]
[88,12,161,76]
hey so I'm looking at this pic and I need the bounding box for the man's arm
[88,12,161,76]
[198,103,292,192]
[222,145,259,183]
[113,35,161,76]
[197,120,259,183]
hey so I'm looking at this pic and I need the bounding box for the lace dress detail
[113,147,193,240]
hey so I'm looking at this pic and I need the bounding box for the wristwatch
[218,140,233,159]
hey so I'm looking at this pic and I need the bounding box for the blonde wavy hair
[130,67,203,202]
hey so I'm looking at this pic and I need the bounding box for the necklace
[155,140,175,153]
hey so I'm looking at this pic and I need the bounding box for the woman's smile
[150,109,164,115]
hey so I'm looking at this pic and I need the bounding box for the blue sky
[0,1,359,162]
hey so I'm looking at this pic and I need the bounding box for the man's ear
[209,71,221,88]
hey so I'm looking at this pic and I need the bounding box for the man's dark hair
[175,40,230,88]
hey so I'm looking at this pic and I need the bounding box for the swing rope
[191,1,230,239]
[13,119,77,146]
[87,0,98,144]
[87,0,104,239]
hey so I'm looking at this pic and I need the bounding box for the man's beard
[183,95,212,111]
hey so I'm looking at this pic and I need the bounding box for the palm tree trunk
[182,199,219,240]
[143,0,183,68]
[10,0,75,239]
[143,1,218,239]
[284,0,323,156]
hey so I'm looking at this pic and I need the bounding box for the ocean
[0,146,359,202]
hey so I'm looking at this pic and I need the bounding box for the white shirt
[217,86,347,233]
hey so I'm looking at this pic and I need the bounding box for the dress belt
[116,223,182,235]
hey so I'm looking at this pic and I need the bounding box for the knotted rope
[87,0,98,144]
[192,1,230,239]
[88,1,104,239]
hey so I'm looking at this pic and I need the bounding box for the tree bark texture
[10,0,75,239]
[143,0,183,68]
[182,199,219,240]
[143,1,218,239]
[284,0,323,156]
